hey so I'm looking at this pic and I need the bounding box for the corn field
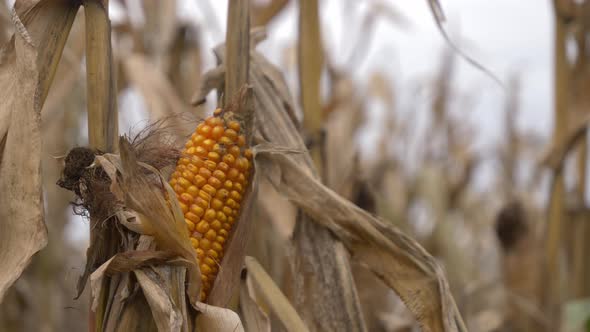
[0,0,588,331]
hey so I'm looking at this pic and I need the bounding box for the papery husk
[57,124,204,331]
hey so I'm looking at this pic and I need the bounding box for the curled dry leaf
[0,0,80,301]
[239,273,271,332]
[244,256,309,332]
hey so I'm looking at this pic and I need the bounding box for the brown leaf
[0,0,79,301]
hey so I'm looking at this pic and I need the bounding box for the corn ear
[169,109,252,301]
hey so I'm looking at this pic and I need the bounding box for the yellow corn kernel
[224,128,238,141]
[208,177,222,189]
[178,177,191,189]
[197,124,212,136]
[179,193,194,204]
[222,154,236,166]
[211,126,224,139]
[211,198,223,210]
[205,229,217,241]
[210,220,222,230]
[219,136,233,145]
[194,197,208,209]
[199,238,211,251]
[212,242,223,252]
[208,151,221,162]
[190,204,205,217]
[216,211,227,223]
[196,221,209,234]
[202,184,216,197]
[187,185,199,197]
[186,219,196,232]
[237,135,246,147]
[207,249,220,260]
[182,170,195,182]
[212,169,226,181]
[186,212,200,223]
[222,206,232,216]
[228,121,240,132]
[194,175,207,188]
[178,202,189,214]
[204,209,216,222]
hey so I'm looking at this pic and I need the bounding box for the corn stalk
[543,0,573,328]
[83,0,119,330]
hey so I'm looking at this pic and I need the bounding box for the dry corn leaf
[194,302,245,332]
[255,148,465,332]
[40,12,85,126]
[244,256,309,332]
[134,268,185,332]
[425,0,504,88]
[253,43,368,331]
[0,0,79,301]
[123,54,191,121]
[239,274,271,332]
[89,246,191,332]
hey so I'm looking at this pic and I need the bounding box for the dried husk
[57,126,204,331]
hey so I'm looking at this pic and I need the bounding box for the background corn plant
[0,0,589,331]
